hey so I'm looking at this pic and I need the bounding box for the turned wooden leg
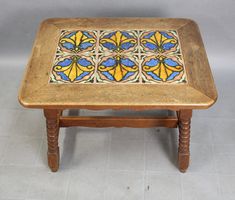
[177,109,192,173]
[44,109,61,172]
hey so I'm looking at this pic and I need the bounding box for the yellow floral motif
[100,31,137,52]
[98,56,138,82]
[53,56,94,82]
[141,31,177,53]
[142,55,183,82]
[60,31,96,53]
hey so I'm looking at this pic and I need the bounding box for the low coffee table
[18,18,217,172]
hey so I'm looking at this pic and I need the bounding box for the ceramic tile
[213,144,235,156]
[27,167,70,200]
[75,127,111,141]
[105,170,144,200]
[67,168,106,200]
[144,127,177,144]
[187,143,216,173]
[111,128,145,141]
[181,174,220,200]
[0,137,9,163]
[145,140,178,172]
[109,139,145,170]
[1,137,42,166]
[0,166,34,199]
[50,30,186,84]
[51,54,96,83]
[0,109,19,136]
[70,134,109,170]
[11,110,45,138]
[215,154,235,175]
[144,172,181,200]
[219,175,235,199]
[191,117,213,144]
[210,118,235,144]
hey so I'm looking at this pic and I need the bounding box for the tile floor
[0,56,235,200]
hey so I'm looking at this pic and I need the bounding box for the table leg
[44,109,61,172]
[178,109,192,173]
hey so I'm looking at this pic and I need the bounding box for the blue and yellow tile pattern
[50,30,186,83]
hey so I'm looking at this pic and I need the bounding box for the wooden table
[18,18,217,172]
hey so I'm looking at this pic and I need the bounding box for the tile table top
[19,18,217,110]
[50,30,186,84]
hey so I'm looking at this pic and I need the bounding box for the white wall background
[0,0,234,62]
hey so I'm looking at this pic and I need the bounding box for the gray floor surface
[0,55,235,200]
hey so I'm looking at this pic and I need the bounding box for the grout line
[64,169,72,200]
[179,173,184,200]
[138,30,142,84]
[33,138,44,167]
[0,136,10,165]
[211,143,222,197]
[93,30,100,83]
[25,166,38,200]
[103,128,112,200]
[143,130,148,200]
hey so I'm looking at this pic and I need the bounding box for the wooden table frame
[44,108,192,172]
[19,18,217,173]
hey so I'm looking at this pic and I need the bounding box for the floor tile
[191,117,213,144]
[0,137,9,162]
[144,172,181,200]
[105,170,144,200]
[215,154,235,175]
[109,139,144,170]
[210,118,235,144]
[145,140,178,172]
[0,166,34,199]
[213,144,235,155]
[0,86,21,110]
[27,167,70,200]
[1,137,42,166]
[219,175,235,200]
[0,109,19,136]
[12,110,45,138]
[71,135,109,170]
[67,168,106,200]
[181,174,220,200]
[144,127,177,144]
[187,143,215,173]
[76,127,111,141]
[111,128,145,141]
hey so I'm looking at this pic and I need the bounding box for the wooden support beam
[59,116,178,128]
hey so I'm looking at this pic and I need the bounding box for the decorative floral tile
[50,30,187,84]
[141,55,185,83]
[99,30,138,54]
[97,55,139,83]
[50,55,95,83]
[57,30,97,54]
[140,30,180,54]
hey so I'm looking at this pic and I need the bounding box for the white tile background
[0,55,235,200]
